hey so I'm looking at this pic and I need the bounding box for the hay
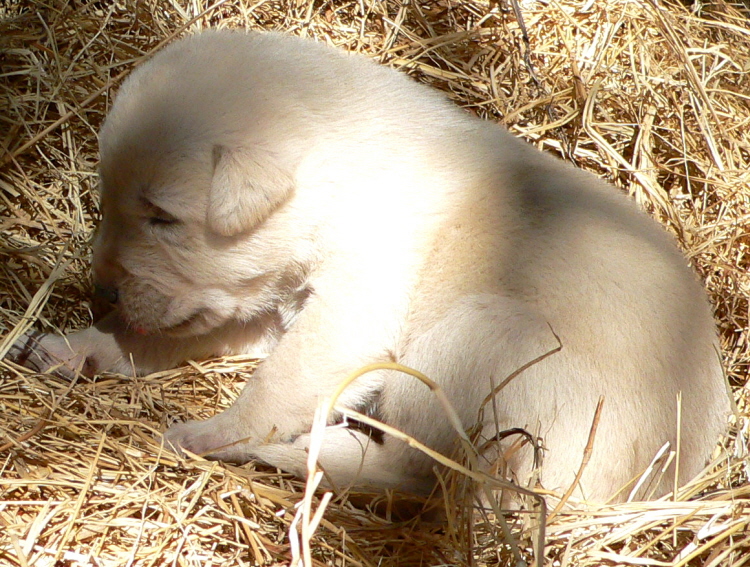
[1,0,749,565]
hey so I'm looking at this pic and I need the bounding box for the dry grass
[1,0,750,565]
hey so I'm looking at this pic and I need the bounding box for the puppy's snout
[94,283,119,305]
[92,249,125,303]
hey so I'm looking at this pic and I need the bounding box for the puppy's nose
[93,283,119,305]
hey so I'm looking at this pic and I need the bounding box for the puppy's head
[92,32,310,337]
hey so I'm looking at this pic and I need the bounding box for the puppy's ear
[207,145,294,236]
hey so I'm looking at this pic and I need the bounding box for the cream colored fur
[10,30,730,503]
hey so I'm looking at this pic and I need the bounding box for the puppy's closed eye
[141,198,181,228]
[148,213,179,227]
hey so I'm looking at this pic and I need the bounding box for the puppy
[10,30,730,503]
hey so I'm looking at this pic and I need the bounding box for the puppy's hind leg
[252,426,435,495]
[249,297,559,498]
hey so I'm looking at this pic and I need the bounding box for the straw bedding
[1,0,749,565]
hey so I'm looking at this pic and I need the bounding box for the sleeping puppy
[10,30,730,502]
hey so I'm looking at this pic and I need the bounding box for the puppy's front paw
[163,419,252,463]
[6,332,93,378]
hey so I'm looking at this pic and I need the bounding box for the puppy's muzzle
[94,283,119,305]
